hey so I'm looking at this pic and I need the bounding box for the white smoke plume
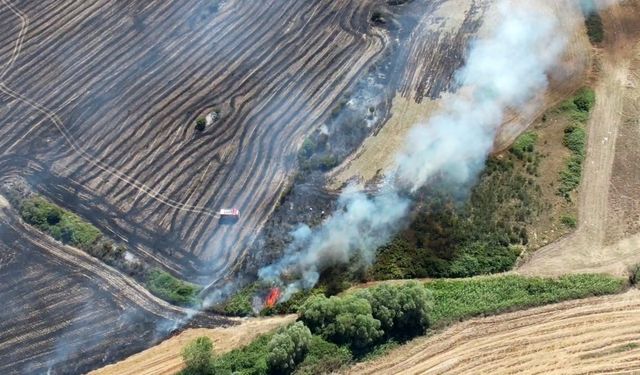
[258,0,595,297]
[259,188,410,299]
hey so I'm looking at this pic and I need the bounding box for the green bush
[355,282,433,339]
[629,264,640,285]
[561,214,578,229]
[298,295,383,351]
[195,117,207,131]
[563,125,586,155]
[20,196,102,249]
[212,333,272,375]
[557,89,594,199]
[267,322,312,374]
[181,337,214,375]
[213,284,258,316]
[293,335,352,375]
[511,131,538,160]
[573,88,596,113]
[146,269,201,306]
[427,274,626,326]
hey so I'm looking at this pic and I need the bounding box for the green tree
[356,282,433,339]
[266,322,312,374]
[195,117,207,131]
[298,295,382,350]
[182,336,214,375]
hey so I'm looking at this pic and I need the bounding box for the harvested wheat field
[90,315,296,375]
[348,289,640,375]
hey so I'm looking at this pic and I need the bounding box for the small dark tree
[181,336,213,375]
[371,11,385,25]
[195,117,207,132]
[630,264,640,286]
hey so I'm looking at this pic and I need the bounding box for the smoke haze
[257,0,605,298]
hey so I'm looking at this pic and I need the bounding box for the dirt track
[519,0,640,276]
[348,289,640,375]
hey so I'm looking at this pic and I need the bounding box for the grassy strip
[197,274,625,375]
[21,196,102,249]
[20,195,200,306]
[146,269,201,307]
[427,274,625,326]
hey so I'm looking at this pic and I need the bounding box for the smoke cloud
[257,0,595,297]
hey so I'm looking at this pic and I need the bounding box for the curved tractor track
[0,0,386,282]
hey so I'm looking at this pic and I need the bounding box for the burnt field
[0,0,387,281]
[0,199,232,374]
[0,0,500,373]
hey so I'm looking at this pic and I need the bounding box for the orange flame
[265,287,281,308]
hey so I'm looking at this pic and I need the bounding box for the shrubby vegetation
[182,337,215,375]
[293,335,352,375]
[146,268,201,306]
[371,89,595,281]
[510,131,538,160]
[372,150,541,279]
[19,195,143,271]
[561,214,578,229]
[557,88,594,199]
[196,117,207,131]
[19,195,202,306]
[266,322,312,374]
[299,294,383,351]
[212,284,259,316]
[585,13,604,44]
[354,283,432,339]
[189,275,625,374]
[21,196,102,249]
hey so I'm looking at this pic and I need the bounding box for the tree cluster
[299,282,432,351]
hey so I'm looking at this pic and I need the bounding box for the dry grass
[89,315,296,375]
